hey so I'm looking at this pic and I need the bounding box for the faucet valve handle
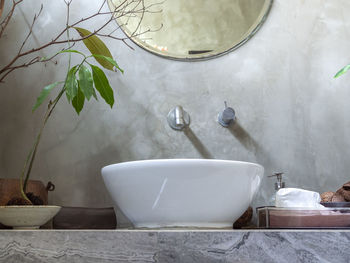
[218,101,236,127]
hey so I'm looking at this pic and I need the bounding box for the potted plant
[0,0,148,228]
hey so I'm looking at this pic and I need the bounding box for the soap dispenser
[268,172,285,206]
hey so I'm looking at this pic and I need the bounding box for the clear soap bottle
[268,173,285,206]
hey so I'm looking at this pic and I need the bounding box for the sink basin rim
[102,159,263,173]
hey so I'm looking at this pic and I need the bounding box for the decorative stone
[332,192,346,202]
[337,181,350,201]
[233,206,253,228]
[320,191,334,202]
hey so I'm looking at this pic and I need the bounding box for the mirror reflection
[108,0,273,60]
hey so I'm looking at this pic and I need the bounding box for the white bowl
[102,159,264,228]
[0,205,61,229]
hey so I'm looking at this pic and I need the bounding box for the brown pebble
[25,192,44,205]
[332,191,346,202]
[342,181,350,191]
[340,181,350,201]
[336,188,350,201]
[6,197,32,206]
[321,192,334,202]
[233,206,253,229]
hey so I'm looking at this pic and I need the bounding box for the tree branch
[0,0,24,37]
[0,0,163,83]
[0,0,163,82]
[0,0,4,18]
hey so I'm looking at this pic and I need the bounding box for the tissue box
[257,205,350,228]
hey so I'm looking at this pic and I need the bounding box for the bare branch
[0,0,24,37]
[98,0,107,13]
[0,0,163,82]
[18,4,43,55]
[0,0,4,18]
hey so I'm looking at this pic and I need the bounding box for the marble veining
[0,230,349,262]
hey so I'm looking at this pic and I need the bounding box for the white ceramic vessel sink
[102,159,264,228]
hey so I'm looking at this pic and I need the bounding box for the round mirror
[108,0,273,61]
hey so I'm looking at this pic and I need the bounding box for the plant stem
[21,0,72,199]
[21,88,65,196]
[66,0,71,73]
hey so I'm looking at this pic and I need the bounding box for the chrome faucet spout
[175,106,185,127]
[167,105,190,131]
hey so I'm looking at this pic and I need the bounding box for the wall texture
[1,0,350,226]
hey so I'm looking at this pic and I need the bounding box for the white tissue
[275,188,325,208]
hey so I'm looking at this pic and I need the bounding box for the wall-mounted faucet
[218,101,236,127]
[167,106,190,131]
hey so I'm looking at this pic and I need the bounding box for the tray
[257,205,350,228]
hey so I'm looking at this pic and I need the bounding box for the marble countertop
[0,229,349,262]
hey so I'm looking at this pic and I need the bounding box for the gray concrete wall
[1,0,350,226]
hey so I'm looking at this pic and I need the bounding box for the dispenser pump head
[268,172,285,190]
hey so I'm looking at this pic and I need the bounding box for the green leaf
[66,92,70,104]
[78,65,94,100]
[91,64,114,108]
[334,64,350,78]
[92,88,98,101]
[90,54,124,73]
[32,82,61,112]
[72,84,85,115]
[59,49,86,57]
[74,27,114,71]
[64,65,78,102]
